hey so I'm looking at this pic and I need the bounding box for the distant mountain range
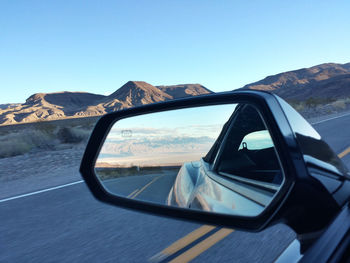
[1,62,350,125]
[0,81,211,125]
[242,62,350,101]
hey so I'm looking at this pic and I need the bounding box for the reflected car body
[167,159,268,216]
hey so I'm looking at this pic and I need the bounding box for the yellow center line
[162,225,216,255]
[338,146,350,159]
[149,225,216,262]
[169,228,234,263]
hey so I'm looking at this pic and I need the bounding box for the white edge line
[311,112,350,125]
[0,180,84,203]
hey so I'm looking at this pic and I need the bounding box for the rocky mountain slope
[3,62,350,125]
[242,62,350,101]
[241,62,350,118]
[0,81,211,125]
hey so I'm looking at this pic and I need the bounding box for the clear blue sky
[1,0,350,104]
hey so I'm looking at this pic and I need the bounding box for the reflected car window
[217,105,283,185]
[238,130,274,150]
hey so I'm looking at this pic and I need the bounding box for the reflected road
[103,171,177,204]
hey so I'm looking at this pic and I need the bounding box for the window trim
[219,171,281,192]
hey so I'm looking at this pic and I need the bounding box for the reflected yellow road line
[338,146,350,159]
[169,228,234,263]
[127,189,139,198]
[131,175,165,199]
[149,225,216,262]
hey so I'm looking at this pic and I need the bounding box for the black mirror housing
[80,90,347,234]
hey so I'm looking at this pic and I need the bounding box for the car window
[238,130,274,150]
[217,105,283,185]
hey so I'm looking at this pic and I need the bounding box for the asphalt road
[312,113,350,162]
[0,180,295,263]
[1,113,350,263]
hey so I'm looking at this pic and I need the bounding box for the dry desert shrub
[331,100,346,110]
[331,99,350,110]
[0,124,92,158]
[0,140,32,158]
[0,129,57,158]
[57,126,91,144]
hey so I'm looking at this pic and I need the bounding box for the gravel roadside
[0,146,85,200]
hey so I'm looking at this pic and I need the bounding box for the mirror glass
[95,103,284,217]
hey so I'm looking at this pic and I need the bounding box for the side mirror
[80,91,349,234]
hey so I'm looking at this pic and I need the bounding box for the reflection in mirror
[95,103,284,217]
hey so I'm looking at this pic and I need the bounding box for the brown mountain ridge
[2,62,350,125]
[242,62,350,101]
[0,81,212,125]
